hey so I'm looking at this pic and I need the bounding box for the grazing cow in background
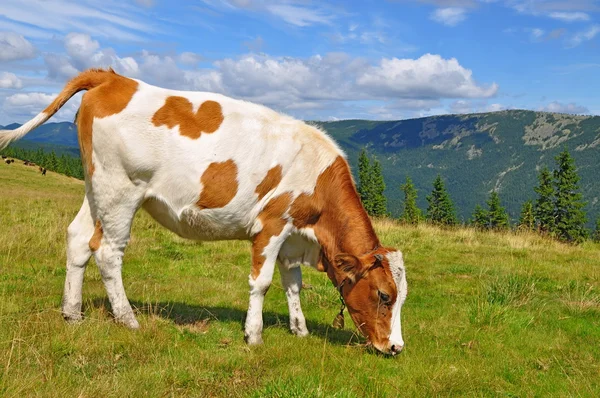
[1,155,6,159]
[4,159,10,164]
[0,68,408,355]
[41,168,47,176]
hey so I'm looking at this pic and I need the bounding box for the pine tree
[400,176,422,224]
[426,175,457,226]
[357,149,373,215]
[534,166,555,234]
[553,147,588,243]
[518,200,535,231]
[593,217,600,243]
[357,149,388,217]
[487,191,510,229]
[471,205,488,229]
[47,150,59,171]
[370,159,388,217]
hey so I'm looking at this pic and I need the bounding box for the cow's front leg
[245,222,293,345]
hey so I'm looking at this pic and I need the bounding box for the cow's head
[332,248,407,355]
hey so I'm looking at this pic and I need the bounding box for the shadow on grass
[86,297,362,347]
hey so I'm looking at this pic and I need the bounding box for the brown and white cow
[0,68,408,355]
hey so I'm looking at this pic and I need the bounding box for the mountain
[317,110,599,226]
[3,110,599,225]
[1,122,78,147]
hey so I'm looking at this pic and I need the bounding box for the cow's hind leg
[62,195,95,322]
[278,262,309,337]
[91,184,145,329]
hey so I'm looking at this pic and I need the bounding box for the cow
[4,159,10,164]
[41,168,47,176]
[0,68,408,355]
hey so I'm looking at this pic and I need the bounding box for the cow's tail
[0,68,116,151]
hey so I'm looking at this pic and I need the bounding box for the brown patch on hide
[196,160,238,209]
[251,193,292,279]
[152,97,224,139]
[89,220,103,252]
[255,165,283,200]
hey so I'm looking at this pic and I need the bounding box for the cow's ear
[333,253,364,285]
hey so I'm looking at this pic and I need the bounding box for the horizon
[2,1,600,125]
[2,107,595,127]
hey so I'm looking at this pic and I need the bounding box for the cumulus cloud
[2,91,81,122]
[0,32,36,61]
[356,54,498,99]
[430,7,467,26]
[45,33,139,80]
[0,72,23,89]
[539,101,590,114]
[3,32,498,123]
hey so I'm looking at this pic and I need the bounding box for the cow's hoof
[292,328,309,337]
[117,313,140,330]
[244,334,263,346]
[63,313,83,324]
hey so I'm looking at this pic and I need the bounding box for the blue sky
[1,0,600,124]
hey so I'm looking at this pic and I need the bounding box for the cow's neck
[312,158,380,269]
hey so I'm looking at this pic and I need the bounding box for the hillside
[317,110,600,225]
[4,109,600,224]
[1,156,600,396]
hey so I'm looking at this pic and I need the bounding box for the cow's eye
[378,291,390,303]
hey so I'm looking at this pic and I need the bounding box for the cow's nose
[390,344,404,355]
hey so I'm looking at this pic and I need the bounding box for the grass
[1,160,600,397]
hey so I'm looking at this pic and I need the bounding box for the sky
[1,0,600,124]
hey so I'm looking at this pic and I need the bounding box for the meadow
[1,160,599,397]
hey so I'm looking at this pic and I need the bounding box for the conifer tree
[400,176,422,224]
[426,175,457,226]
[518,200,535,231]
[370,159,388,217]
[487,191,510,229]
[471,204,488,229]
[357,149,373,215]
[534,166,555,234]
[553,147,588,243]
[357,149,388,217]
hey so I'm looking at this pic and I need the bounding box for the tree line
[0,146,84,180]
[357,148,599,244]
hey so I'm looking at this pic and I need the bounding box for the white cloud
[0,72,23,89]
[0,32,36,61]
[266,4,334,27]
[486,103,510,112]
[0,0,154,41]
[449,99,473,114]
[548,12,590,22]
[539,101,590,114]
[356,54,498,99]
[567,25,600,47]
[45,33,139,80]
[430,7,467,26]
[178,52,204,66]
[2,91,81,122]
[205,0,337,27]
